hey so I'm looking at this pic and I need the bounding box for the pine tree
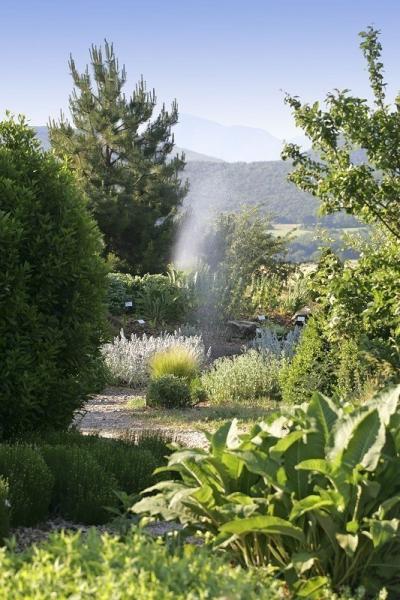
[49,41,187,273]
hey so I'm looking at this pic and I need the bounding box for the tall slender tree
[49,41,187,273]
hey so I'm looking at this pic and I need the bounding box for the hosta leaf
[290,495,335,521]
[220,515,305,541]
[336,533,359,556]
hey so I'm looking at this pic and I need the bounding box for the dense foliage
[201,349,283,403]
[0,116,107,439]
[190,207,289,321]
[107,271,192,324]
[283,27,400,240]
[146,375,192,409]
[135,385,400,597]
[0,432,169,529]
[282,27,400,391]
[0,530,294,600]
[0,445,53,527]
[49,42,186,273]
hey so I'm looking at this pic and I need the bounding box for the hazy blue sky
[2,0,400,137]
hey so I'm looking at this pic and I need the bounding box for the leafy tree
[282,27,400,240]
[49,41,186,274]
[200,207,289,318]
[0,115,107,439]
[282,27,400,387]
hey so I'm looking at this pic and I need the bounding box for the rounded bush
[0,116,107,438]
[0,444,54,526]
[201,350,282,404]
[149,346,199,382]
[40,445,117,524]
[107,272,135,315]
[146,375,192,409]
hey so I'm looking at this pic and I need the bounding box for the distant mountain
[174,114,284,162]
[182,159,358,227]
[33,126,222,162]
[33,125,356,227]
[176,147,223,162]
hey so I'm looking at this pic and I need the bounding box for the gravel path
[74,387,208,448]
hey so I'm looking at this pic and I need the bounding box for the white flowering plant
[102,330,208,388]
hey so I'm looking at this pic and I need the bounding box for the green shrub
[202,350,282,404]
[149,346,199,382]
[0,478,10,541]
[334,337,371,401]
[280,317,334,404]
[107,272,135,315]
[88,442,159,496]
[146,375,192,408]
[0,115,107,439]
[40,446,117,524]
[190,377,208,403]
[0,529,299,599]
[0,445,53,526]
[135,384,400,597]
[134,273,191,325]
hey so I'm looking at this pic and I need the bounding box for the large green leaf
[292,576,329,599]
[307,391,339,448]
[270,430,306,457]
[330,408,386,471]
[336,533,359,556]
[369,383,400,426]
[342,409,385,471]
[367,518,399,549]
[220,515,305,541]
[209,419,240,456]
[290,495,335,521]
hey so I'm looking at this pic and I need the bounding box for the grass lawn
[126,394,277,432]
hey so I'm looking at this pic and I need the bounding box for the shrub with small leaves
[107,272,135,315]
[0,445,54,526]
[146,375,192,409]
[40,445,117,524]
[202,350,283,404]
[279,318,334,404]
[0,477,10,541]
[0,116,107,439]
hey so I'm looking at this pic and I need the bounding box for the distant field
[269,223,309,237]
[270,223,367,238]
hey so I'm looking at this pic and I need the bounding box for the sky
[1,0,400,139]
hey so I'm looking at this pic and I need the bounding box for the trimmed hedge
[0,116,107,439]
[0,431,170,528]
[0,445,53,526]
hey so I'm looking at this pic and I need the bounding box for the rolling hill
[33,126,356,227]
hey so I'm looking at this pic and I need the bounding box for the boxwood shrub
[0,445,53,526]
[0,115,107,439]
